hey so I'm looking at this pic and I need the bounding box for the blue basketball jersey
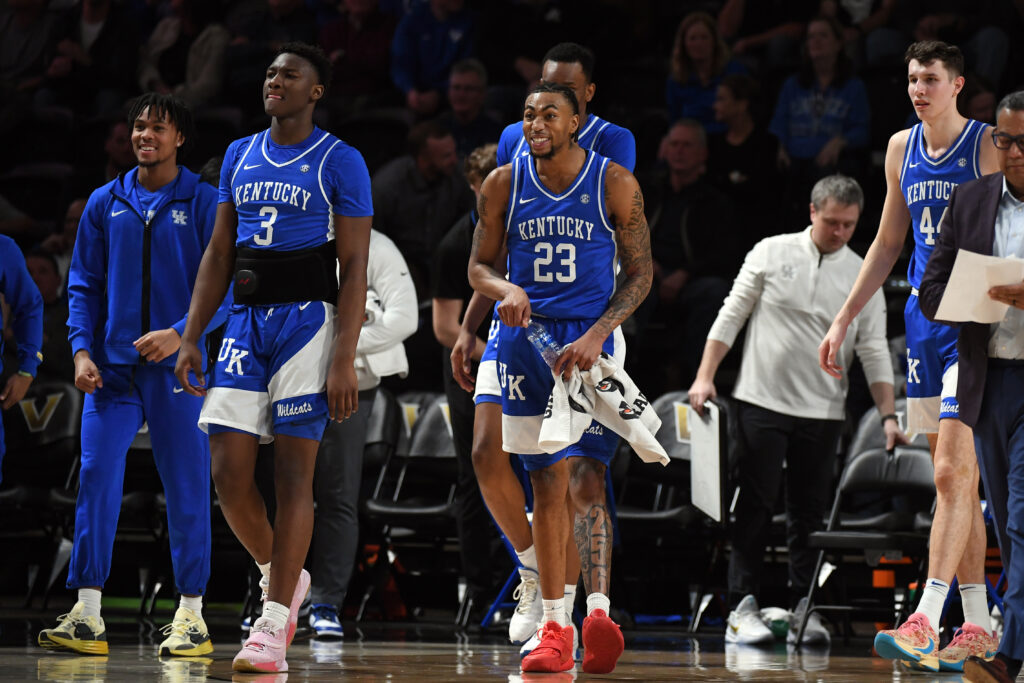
[505,150,617,319]
[220,127,373,251]
[900,119,987,289]
[497,114,636,171]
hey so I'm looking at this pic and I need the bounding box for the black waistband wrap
[233,240,338,306]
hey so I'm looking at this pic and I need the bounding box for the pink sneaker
[233,619,288,673]
[287,568,311,646]
[873,612,939,671]
[937,622,999,672]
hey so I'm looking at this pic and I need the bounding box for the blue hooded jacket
[67,166,228,368]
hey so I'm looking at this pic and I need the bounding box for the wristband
[880,413,898,427]
[17,370,33,378]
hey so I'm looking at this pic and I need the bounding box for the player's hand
[0,373,32,410]
[553,329,603,380]
[496,286,531,328]
[988,282,1024,309]
[687,377,717,418]
[451,328,477,393]
[327,358,358,422]
[883,418,910,452]
[173,340,206,396]
[819,319,849,379]
[134,328,181,363]
[74,350,103,394]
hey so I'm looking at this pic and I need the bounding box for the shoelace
[159,619,200,637]
[513,577,538,615]
[244,622,281,652]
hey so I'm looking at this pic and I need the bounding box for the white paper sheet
[689,403,722,523]
[934,249,1024,324]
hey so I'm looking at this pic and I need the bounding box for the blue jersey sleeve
[66,187,110,358]
[597,124,636,173]
[496,122,522,167]
[325,144,373,217]
[219,138,249,205]
[0,236,43,376]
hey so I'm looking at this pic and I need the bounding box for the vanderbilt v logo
[18,393,63,433]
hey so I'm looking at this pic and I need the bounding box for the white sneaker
[760,605,792,639]
[787,598,830,646]
[726,595,775,645]
[508,568,542,644]
[520,612,578,661]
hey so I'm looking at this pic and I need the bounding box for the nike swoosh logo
[298,302,311,310]
[909,162,920,168]
[519,197,537,204]
[917,638,935,655]
[172,387,184,393]
[244,163,262,170]
[111,209,128,217]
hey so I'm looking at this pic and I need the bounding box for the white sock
[542,598,567,626]
[257,561,271,580]
[916,578,949,631]
[959,583,991,630]
[586,592,610,616]
[516,545,538,573]
[259,600,289,633]
[180,595,203,616]
[564,583,577,618]
[78,588,101,618]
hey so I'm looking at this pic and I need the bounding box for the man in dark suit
[920,90,1024,683]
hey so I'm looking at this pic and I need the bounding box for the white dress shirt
[988,177,1024,359]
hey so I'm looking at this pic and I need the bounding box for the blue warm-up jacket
[67,167,229,368]
[0,235,43,376]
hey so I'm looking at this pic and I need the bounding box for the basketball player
[468,83,652,674]
[174,43,372,674]
[38,94,221,657]
[819,41,999,671]
[451,42,635,653]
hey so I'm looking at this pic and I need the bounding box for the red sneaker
[582,608,624,674]
[521,621,575,673]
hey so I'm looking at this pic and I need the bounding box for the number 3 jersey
[505,150,617,320]
[220,126,373,251]
[900,118,987,290]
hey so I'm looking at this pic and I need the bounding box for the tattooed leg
[569,457,612,595]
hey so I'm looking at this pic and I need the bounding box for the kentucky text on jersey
[234,180,313,210]
[517,216,595,242]
[904,179,956,206]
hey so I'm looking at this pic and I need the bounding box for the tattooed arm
[552,162,653,378]
[467,165,533,328]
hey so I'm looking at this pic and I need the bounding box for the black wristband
[880,413,898,426]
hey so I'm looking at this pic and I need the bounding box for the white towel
[538,354,669,466]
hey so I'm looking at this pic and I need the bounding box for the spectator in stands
[438,59,501,161]
[318,0,398,118]
[23,249,73,382]
[717,0,817,73]
[391,0,475,117]
[432,143,502,617]
[309,228,417,639]
[0,195,40,244]
[36,0,139,118]
[372,120,474,297]
[771,16,870,220]
[707,74,780,238]
[665,11,746,134]
[689,174,905,646]
[638,119,740,390]
[138,0,230,109]
[0,0,58,136]
[958,73,997,124]
[0,235,43,484]
[41,198,86,288]
[225,0,317,117]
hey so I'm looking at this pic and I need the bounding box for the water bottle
[526,319,562,368]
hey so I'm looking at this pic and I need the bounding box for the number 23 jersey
[220,126,373,251]
[505,150,617,320]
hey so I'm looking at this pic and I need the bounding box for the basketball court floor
[0,610,972,682]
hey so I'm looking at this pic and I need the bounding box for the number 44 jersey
[505,150,618,320]
[900,118,987,290]
[220,126,372,252]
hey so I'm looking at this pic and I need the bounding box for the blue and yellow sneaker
[874,612,939,671]
[38,602,109,655]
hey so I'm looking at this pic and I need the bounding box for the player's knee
[569,459,605,506]
[470,432,504,481]
[932,457,969,495]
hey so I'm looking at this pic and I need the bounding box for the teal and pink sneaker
[937,622,999,672]
[874,612,939,671]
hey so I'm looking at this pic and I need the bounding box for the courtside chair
[794,446,935,646]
